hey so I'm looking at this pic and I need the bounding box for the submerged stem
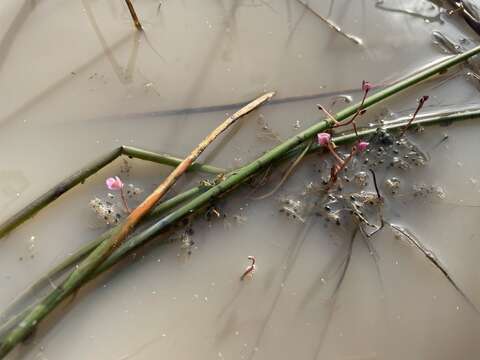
[388,223,478,312]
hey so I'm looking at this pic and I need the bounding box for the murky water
[1,0,480,359]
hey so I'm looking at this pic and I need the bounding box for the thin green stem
[0,148,122,239]
[122,146,225,174]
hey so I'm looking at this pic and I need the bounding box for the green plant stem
[0,147,225,239]
[122,146,225,174]
[0,148,121,240]
[287,106,480,158]
[2,47,480,358]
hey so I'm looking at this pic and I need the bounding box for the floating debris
[360,129,429,170]
[232,214,248,225]
[279,197,306,223]
[385,177,401,195]
[240,256,256,280]
[180,232,194,252]
[125,183,144,198]
[412,184,446,199]
[89,197,122,225]
[353,171,368,187]
[120,158,132,175]
[257,115,281,142]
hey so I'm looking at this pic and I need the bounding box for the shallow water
[1,0,480,359]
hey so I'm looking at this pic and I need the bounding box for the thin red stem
[327,142,345,165]
[399,96,429,137]
[333,90,368,129]
[329,146,357,184]
[317,104,339,124]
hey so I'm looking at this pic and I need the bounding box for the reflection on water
[0,0,480,359]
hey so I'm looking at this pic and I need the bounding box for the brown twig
[125,0,143,31]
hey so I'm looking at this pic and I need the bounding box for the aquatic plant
[1,44,480,358]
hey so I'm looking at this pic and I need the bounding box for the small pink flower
[106,176,124,190]
[362,80,373,93]
[357,141,369,152]
[317,132,331,146]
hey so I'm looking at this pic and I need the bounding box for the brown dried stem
[124,0,143,31]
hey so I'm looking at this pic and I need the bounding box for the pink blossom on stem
[317,132,331,146]
[106,176,124,190]
[362,80,373,93]
[357,141,369,152]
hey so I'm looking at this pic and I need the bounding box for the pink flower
[317,132,331,146]
[106,176,124,190]
[357,141,369,152]
[362,80,373,93]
